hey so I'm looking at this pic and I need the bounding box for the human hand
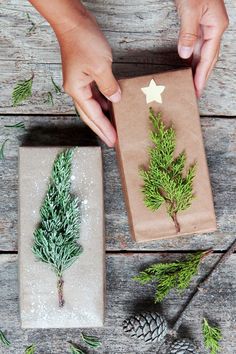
[175,0,229,97]
[54,6,120,147]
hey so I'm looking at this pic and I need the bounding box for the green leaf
[133,251,209,303]
[25,344,36,354]
[0,139,9,160]
[202,318,222,354]
[51,77,62,94]
[81,332,102,348]
[4,121,25,130]
[0,330,11,347]
[12,74,34,106]
[140,108,196,232]
[69,343,86,354]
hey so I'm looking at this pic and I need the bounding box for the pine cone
[168,338,198,354]
[123,312,168,343]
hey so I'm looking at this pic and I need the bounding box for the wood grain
[0,1,235,115]
[0,253,235,353]
[0,115,235,252]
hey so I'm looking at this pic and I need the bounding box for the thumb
[92,61,121,103]
[178,12,200,59]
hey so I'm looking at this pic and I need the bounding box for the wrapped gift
[112,68,216,242]
[19,147,105,328]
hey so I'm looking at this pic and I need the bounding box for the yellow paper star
[141,79,165,104]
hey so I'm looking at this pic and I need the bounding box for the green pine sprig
[44,91,54,106]
[25,344,36,354]
[140,108,196,233]
[4,121,25,130]
[69,343,86,354]
[12,74,34,106]
[32,148,82,307]
[133,250,211,303]
[0,139,9,160]
[0,330,11,347]
[51,77,62,94]
[81,333,102,348]
[202,318,222,354]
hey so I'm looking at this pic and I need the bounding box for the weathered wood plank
[0,1,235,115]
[0,253,235,353]
[1,60,235,117]
[0,115,235,252]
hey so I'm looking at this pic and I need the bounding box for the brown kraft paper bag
[111,68,217,243]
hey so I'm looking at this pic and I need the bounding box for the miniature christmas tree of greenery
[32,148,82,307]
[140,108,196,232]
[202,318,222,354]
[133,250,211,303]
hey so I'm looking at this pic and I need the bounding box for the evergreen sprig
[69,343,86,354]
[140,108,196,232]
[51,77,62,94]
[12,74,34,106]
[0,330,11,347]
[32,148,82,307]
[81,333,102,348]
[0,139,9,160]
[133,251,210,303]
[202,318,222,354]
[25,344,36,354]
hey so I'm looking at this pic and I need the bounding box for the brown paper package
[18,147,105,328]
[112,68,217,243]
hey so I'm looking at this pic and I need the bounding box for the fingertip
[178,45,194,59]
[107,87,121,103]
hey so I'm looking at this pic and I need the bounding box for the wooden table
[0,1,235,353]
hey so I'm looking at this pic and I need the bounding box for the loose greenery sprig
[32,148,82,307]
[44,91,54,106]
[0,139,9,160]
[12,74,34,106]
[4,121,25,130]
[25,344,36,354]
[140,108,196,233]
[202,318,222,354]
[69,343,86,354]
[51,77,62,94]
[81,333,102,349]
[133,250,211,303]
[0,330,11,347]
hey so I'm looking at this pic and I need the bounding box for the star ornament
[141,79,165,104]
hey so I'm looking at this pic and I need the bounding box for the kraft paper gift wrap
[112,68,217,243]
[18,147,105,328]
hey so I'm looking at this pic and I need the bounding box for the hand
[54,6,120,147]
[175,0,229,97]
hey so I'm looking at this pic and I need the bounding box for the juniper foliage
[32,148,82,307]
[140,108,196,232]
[202,318,222,354]
[0,330,11,347]
[81,333,102,348]
[69,343,86,354]
[12,74,34,106]
[25,344,36,354]
[133,251,207,303]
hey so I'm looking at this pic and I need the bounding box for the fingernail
[108,89,121,103]
[178,46,193,59]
